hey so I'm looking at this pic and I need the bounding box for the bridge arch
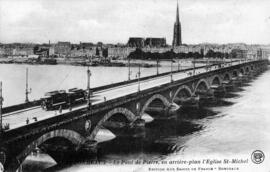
[194,79,210,93]
[140,94,170,115]
[90,107,137,139]
[245,66,250,73]
[172,85,193,102]
[211,75,222,86]
[223,73,231,81]
[17,129,85,167]
[240,68,245,75]
[232,70,238,77]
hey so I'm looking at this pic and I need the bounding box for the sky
[0,0,270,45]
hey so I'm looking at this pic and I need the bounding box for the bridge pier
[174,96,200,110]
[102,119,145,138]
[39,140,98,166]
[238,74,249,83]
[44,147,78,164]
[252,70,259,77]
[168,103,181,114]
[231,77,242,87]
[145,103,180,120]
[210,85,226,98]
[145,107,167,119]
[196,90,215,106]
[80,140,98,155]
[246,72,255,80]
[1,156,24,172]
[253,65,267,76]
[0,147,15,172]
[222,80,234,92]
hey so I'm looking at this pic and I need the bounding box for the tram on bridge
[41,88,86,110]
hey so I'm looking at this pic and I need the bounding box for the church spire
[176,0,180,23]
[172,0,182,46]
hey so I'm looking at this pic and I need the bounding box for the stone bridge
[0,60,268,171]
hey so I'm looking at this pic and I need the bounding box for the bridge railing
[90,60,241,92]
[2,100,41,114]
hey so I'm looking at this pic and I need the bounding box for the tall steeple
[176,1,179,23]
[172,0,182,46]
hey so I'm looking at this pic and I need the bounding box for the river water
[1,62,270,172]
[0,60,194,107]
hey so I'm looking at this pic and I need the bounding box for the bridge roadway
[2,60,243,130]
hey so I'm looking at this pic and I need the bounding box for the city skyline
[0,0,270,44]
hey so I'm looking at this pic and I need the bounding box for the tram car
[67,88,86,105]
[41,90,68,110]
[41,88,87,111]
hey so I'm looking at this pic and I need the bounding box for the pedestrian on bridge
[26,118,29,124]
[59,105,62,114]
[33,117,37,122]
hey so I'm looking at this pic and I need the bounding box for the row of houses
[0,42,267,60]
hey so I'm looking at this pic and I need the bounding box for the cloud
[0,0,269,44]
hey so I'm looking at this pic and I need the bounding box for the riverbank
[0,57,227,68]
[0,57,57,65]
[56,58,159,68]
[0,57,159,68]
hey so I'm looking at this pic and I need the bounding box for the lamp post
[193,56,195,75]
[170,49,173,82]
[207,58,210,71]
[136,64,141,92]
[87,66,91,109]
[171,60,173,82]
[222,50,225,67]
[177,56,180,71]
[230,52,233,66]
[25,68,31,103]
[128,56,131,81]
[156,59,159,75]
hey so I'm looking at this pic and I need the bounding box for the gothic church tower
[172,1,182,46]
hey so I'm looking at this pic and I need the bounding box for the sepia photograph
[0,0,270,171]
